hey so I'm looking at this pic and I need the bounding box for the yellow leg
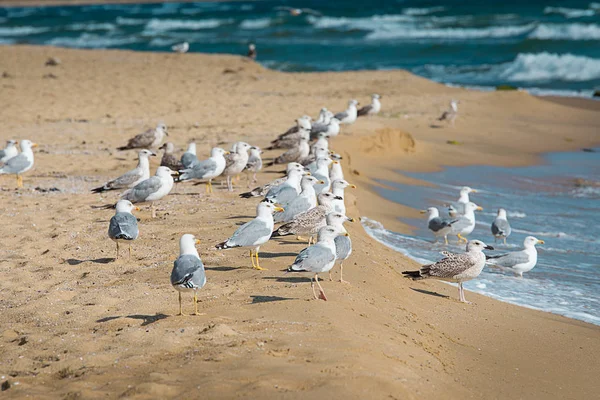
[116,242,119,260]
[254,250,266,271]
[250,249,257,269]
[177,292,187,316]
[444,236,449,245]
[193,292,205,316]
[16,174,23,188]
[457,233,467,243]
[296,236,308,242]
[329,270,333,281]
[340,262,350,284]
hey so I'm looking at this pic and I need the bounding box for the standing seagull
[247,43,257,60]
[268,118,312,150]
[450,202,483,243]
[491,208,512,244]
[264,168,304,204]
[223,142,251,192]
[334,100,359,125]
[181,142,199,169]
[159,142,183,171]
[172,42,189,53]
[216,201,284,270]
[244,146,263,186]
[0,140,18,163]
[331,179,356,215]
[0,139,37,188]
[486,236,544,277]
[178,147,229,193]
[438,100,459,127]
[108,200,139,259]
[267,132,310,166]
[326,212,354,283]
[287,226,347,301]
[91,149,155,193]
[448,186,477,216]
[117,123,168,151]
[121,166,176,218]
[274,175,322,223]
[403,240,494,303]
[240,162,304,198]
[421,207,456,245]
[171,234,207,316]
[357,94,382,117]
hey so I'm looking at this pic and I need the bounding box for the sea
[362,150,600,325]
[1,1,599,324]
[1,0,600,97]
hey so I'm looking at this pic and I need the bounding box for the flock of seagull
[0,93,540,309]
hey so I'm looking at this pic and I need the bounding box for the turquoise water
[2,0,600,96]
[362,150,600,325]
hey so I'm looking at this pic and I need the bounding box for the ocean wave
[0,26,50,36]
[501,52,600,82]
[402,7,446,16]
[48,33,140,48]
[308,14,416,30]
[239,18,272,30]
[144,18,229,32]
[68,22,116,31]
[365,24,534,40]
[116,17,146,26]
[529,23,600,40]
[544,7,596,19]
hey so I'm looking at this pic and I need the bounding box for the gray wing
[357,105,373,117]
[274,195,311,223]
[171,254,206,289]
[275,146,302,164]
[125,129,154,149]
[106,168,143,189]
[0,149,5,159]
[108,212,139,240]
[427,253,478,279]
[1,153,30,174]
[310,123,327,136]
[487,251,530,268]
[334,111,348,121]
[491,219,511,236]
[181,152,198,169]
[179,158,217,180]
[245,155,262,171]
[429,217,454,233]
[290,244,335,272]
[122,176,162,202]
[334,235,352,260]
[225,153,240,169]
[227,218,272,247]
[450,215,472,233]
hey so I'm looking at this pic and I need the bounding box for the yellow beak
[32,143,39,148]
[350,184,357,189]
[538,240,545,245]
[318,180,325,184]
[224,151,230,155]
[476,206,483,211]
[305,172,311,176]
[348,217,355,222]
[195,239,201,245]
[274,206,284,212]
[134,207,141,211]
[419,210,427,214]
[471,189,478,193]
[333,161,339,164]
[343,233,350,237]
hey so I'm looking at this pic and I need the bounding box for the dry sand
[1,45,599,399]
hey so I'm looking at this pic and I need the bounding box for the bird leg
[252,172,257,184]
[503,237,507,246]
[444,236,449,245]
[457,233,467,243]
[16,174,23,188]
[177,292,187,316]
[128,243,132,259]
[227,175,233,192]
[329,270,333,281]
[296,236,309,242]
[193,292,205,316]
[249,249,256,269]
[151,203,156,218]
[339,262,350,284]
[116,242,120,260]
[458,283,471,304]
[311,276,318,300]
[315,274,327,301]
[253,248,266,271]
[308,236,314,245]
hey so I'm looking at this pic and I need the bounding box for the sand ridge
[1,46,599,399]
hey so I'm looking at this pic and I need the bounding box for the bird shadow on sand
[204,266,241,272]
[262,276,312,283]
[411,288,449,299]
[226,215,254,220]
[95,313,169,326]
[272,240,310,246]
[250,295,296,304]
[429,124,444,129]
[66,258,114,265]
[259,251,298,259]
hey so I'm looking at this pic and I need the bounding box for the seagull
[421,207,456,245]
[92,149,155,193]
[326,212,354,283]
[491,208,512,244]
[268,117,312,150]
[121,166,176,218]
[403,239,494,303]
[159,142,183,171]
[244,146,263,186]
[274,6,322,16]
[310,116,339,140]
[247,43,257,60]
[239,162,305,198]
[117,123,168,150]
[108,199,140,259]
[314,108,329,124]
[438,100,459,126]
[223,142,251,192]
[171,234,206,316]
[0,139,37,188]
[266,131,310,166]
[178,147,229,193]
[334,100,359,125]
[357,94,382,117]
[264,168,304,204]
[271,192,341,243]
[274,175,322,223]
[312,157,334,195]
[448,186,477,216]
[303,146,331,172]
[172,42,189,53]
[311,132,330,154]
[486,236,544,277]
[0,140,18,163]
[216,201,284,270]
[181,142,198,169]
[329,157,344,182]
[286,226,346,301]
[331,179,356,215]
[450,202,482,243]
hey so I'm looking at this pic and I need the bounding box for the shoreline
[0,0,242,7]
[1,45,599,399]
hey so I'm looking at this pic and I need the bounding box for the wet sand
[1,45,599,399]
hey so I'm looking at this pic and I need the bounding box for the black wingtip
[91,186,106,193]
[239,192,254,198]
[402,270,422,279]
[116,146,128,151]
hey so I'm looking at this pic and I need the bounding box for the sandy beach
[1,45,599,399]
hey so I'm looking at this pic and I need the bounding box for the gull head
[6,140,17,147]
[497,208,508,219]
[156,166,177,178]
[249,146,262,155]
[235,142,251,153]
[372,94,381,100]
[466,240,494,252]
[115,199,138,214]
[258,200,284,215]
[286,162,304,172]
[211,147,228,157]
[139,149,156,158]
[318,192,338,206]
[318,225,348,242]
[326,212,354,227]
[461,186,477,195]
[301,175,321,187]
[332,179,356,190]
[159,142,175,153]
[464,202,483,213]
[20,139,37,151]
[349,99,359,107]
[524,236,544,248]
[156,123,168,135]
[180,233,201,255]
[421,207,439,218]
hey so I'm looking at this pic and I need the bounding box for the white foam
[48,33,140,48]
[116,17,146,26]
[144,18,228,32]
[68,22,116,31]
[402,7,446,16]
[240,18,271,30]
[530,23,600,40]
[0,26,50,36]
[500,52,600,82]
[308,14,415,30]
[366,24,534,40]
[544,7,596,18]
